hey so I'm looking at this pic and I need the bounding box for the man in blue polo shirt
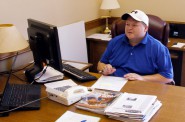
[97,10,174,84]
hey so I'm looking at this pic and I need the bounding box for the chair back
[111,14,170,46]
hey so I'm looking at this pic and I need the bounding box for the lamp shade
[100,0,120,10]
[0,24,28,53]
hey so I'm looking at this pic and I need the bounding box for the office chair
[111,14,170,46]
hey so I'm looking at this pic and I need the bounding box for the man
[97,10,174,84]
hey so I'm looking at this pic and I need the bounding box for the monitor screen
[25,19,63,82]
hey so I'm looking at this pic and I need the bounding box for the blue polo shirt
[100,33,173,79]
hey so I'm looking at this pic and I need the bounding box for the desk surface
[1,72,185,122]
[168,38,185,51]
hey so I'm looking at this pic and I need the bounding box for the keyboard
[1,84,41,110]
[62,63,97,81]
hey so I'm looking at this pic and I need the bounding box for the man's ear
[144,25,148,32]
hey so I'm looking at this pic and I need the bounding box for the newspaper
[104,93,162,122]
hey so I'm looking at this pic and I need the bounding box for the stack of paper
[104,93,162,122]
[171,42,185,48]
[87,33,112,41]
[34,66,64,83]
[75,89,121,114]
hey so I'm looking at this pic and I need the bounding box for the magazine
[75,89,121,114]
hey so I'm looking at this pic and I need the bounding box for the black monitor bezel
[25,19,63,82]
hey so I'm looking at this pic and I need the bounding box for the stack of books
[75,89,121,114]
[104,93,162,122]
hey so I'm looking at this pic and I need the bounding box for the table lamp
[100,0,120,34]
[0,24,29,71]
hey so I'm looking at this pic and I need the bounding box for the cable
[0,96,48,114]
[11,73,25,82]
[30,65,48,84]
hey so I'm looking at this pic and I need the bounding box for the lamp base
[103,27,111,34]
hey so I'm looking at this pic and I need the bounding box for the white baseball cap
[122,10,149,26]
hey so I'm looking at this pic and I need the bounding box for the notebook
[0,70,41,116]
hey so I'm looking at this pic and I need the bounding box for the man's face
[125,17,148,41]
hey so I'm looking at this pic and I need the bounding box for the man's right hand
[101,64,116,76]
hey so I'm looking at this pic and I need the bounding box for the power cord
[30,65,48,84]
[0,96,48,114]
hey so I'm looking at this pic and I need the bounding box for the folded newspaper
[104,93,162,122]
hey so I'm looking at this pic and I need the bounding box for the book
[75,89,121,114]
[55,111,100,122]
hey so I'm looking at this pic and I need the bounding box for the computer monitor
[25,19,63,82]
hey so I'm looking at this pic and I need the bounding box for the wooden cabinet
[168,38,185,86]
[86,38,109,73]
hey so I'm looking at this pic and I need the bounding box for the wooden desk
[168,38,185,86]
[1,72,185,122]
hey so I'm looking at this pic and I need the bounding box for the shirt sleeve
[157,46,174,79]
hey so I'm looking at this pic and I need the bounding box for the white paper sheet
[171,42,185,48]
[55,111,100,122]
[91,75,127,91]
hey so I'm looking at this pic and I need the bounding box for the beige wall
[0,0,101,71]
[106,0,185,22]
[1,0,184,39]
[0,0,101,39]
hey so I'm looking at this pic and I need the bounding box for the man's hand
[124,73,144,81]
[102,64,116,76]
